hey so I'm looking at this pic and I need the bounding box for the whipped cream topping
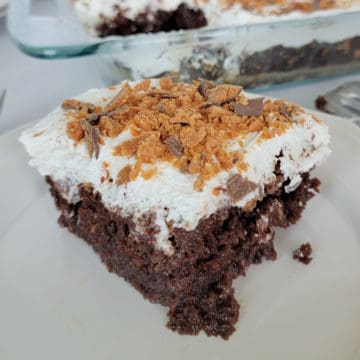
[20,80,330,254]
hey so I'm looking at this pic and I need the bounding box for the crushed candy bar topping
[220,0,347,14]
[116,165,132,186]
[64,78,303,191]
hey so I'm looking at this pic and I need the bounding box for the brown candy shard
[280,103,289,118]
[279,102,294,119]
[226,174,258,202]
[207,85,242,106]
[198,78,213,97]
[230,97,264,117]
[86,105,129,126]
[80,118,100,159]
[105,87,125,110]
[62,99,96,113]
[86,112,102,125]
[147,90,178,99]
[165,136,184,158]
[106,105,129,117]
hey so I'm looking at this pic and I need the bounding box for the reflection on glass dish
[7,0,360,88]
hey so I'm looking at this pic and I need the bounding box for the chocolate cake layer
[96,3,207,37]
[240,36,360,76]
[46,172,320,339]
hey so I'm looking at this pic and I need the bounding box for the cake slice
[20,78,330,339]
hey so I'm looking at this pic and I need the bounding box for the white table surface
[1,14,360,135]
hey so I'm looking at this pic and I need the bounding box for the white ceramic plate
[0,112,359,360]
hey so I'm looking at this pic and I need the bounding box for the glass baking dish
[8,0,360,88]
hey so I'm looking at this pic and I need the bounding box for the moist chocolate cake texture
[20,79,330,339]
[47,172,319,339]
[96,3,207,37]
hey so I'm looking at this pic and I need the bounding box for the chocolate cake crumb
[230,98,264,117]
[293,242,313,264]
[46,172,319,339]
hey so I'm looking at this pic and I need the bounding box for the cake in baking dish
[72,0,360,37]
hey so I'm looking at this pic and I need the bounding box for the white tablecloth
[1,15,359,135]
